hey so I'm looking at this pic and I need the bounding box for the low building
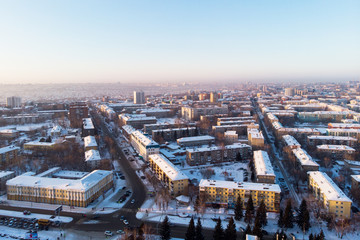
[0,171,15,192]
[308,171,352,219]
[84,136,98,151]
[119,114,157,129]
[0,146,20,165]
[82,118,95,136]
[7,170,114,207]
[122,125,136,140]
[253,150,275,184]
[148,154,189,196]
[326,128,360,140]
[247,128,265,149]
[85,149,102,168]
[130,131,159,161]
[186,144,252,166]
[177,135,215,147]
[282,135,301,149]
[307,135,357,148]
[24,140,63,152]
[199,179,281,212]
[0,129,19,139]
[291,148,319,172]
[316,145,355,160]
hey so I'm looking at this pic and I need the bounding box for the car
[131,199,135,204]
[120,216,125,220]
[104,231,113,236]
[123,219,129,225]
[23,210,31,215]
[117,230,124,234]
[120,176,125,180]
[50,215,56,219]
[122,186,126,190]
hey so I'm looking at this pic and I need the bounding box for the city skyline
[1,0,359,84]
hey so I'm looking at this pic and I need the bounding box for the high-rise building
[210,92,218,103]
[284,88,295,96]
[6,96,22,108]
[134,91,145,104]
[69,102,88,128]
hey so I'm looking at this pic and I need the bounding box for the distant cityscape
[0,81,359,239]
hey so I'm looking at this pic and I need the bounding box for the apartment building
[253,151,275,184]
[152,127,196,142]
[148,154,189,196]
[181,106,228,121]
[307,135,357,148]
[351,175,360,192]
[177,135,215,147]
[291,148,319,172]
[7,170,113,207]
[282,135,301,149]
[326,128,360,140]
[308,171,352,218]
[217,120,256,126]
[134,91,145,104]
[139,108,173,118]
[247,128,265,149]
[82,118,95,137]
[0,171,15,192]
[69,103,88,128]
[213,123,259,135]
[6,96,22,108]
[130,131,159,161]
[186,144,252,166]
[224,131,238,144]
[24,141,63,152]
[85,149,102,168]
[316,145,355,160]
[199,179,281,212]
[84,136,98,151]
[119,114,157,129]
[298,111,350,123]
[0,146,20,165]
[328,123,360,129]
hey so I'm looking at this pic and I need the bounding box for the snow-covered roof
[122,125,136,135]
[53,170,89,179]
[187,143,251,153]
[328,123,360,129]
[36,167,61,177]
[0,171,14,178]
[253,150,275,177]
[218,117,254,121]
[85,149,102,162]
[224,131,237,136]
[140,108,170,113]
[308,171,352,202]
[316,145,355,152]
[24,141,57,147]
[272,121,283,130]
[120,114,156,122]
[82,118,94,130]
[0,145,20,154]
[7,170,112,193]
[282,135,301,147]
[292,148,319,167]
[307,135,357,141]
[177,135,215,144]
[50,125,63,133]
[149,154,188,181]
[248,128,264,139]
[351,175,360,183]
[84,136,97,148]
[199,179,281,192]
[131,130,159,147]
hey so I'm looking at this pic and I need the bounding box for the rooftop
[131,130,159,147]
[199,179,281,192]
[82,118,95,130]
[0,145,20,154]
[282,135,301,147]
[177,135,215,143]
[84,136,97,148]
[253,150,275,177]
[317,145,355,151]
[85,149,102,161]
[308,171,352,202]
[149,154,188,181]
[0,171,14,178]
[292,148,319,167]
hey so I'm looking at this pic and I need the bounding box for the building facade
[130,131,159,161]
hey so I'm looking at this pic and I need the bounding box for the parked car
[117,230,124,234]
[123,219,129,225]
[131,199,135,204]
[104,231,113,236]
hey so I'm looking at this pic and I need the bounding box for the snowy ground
[0,209,72,223]
[181,162,249,183]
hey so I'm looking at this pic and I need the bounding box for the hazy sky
[0,0,359,84]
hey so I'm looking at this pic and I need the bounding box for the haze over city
[1,0,359,84]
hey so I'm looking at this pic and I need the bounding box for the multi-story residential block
[308,171,352,218]
[351,175,360,191]
[199,179,281,212]
[152,127,196,142]
[148,154,189,196]
[298,111,350,123]
[98,104,116,120]
[291,148,319,172]
[224,131,238,144]
[282,135,301,149]
[122,125,136,140]
[253,150,275,184]
[328,123,360,129]
[316,145,355,160]
[0,146,20,164]
[213,123,259,135]
[177,135,215,147]
[326,128,360,140]
[82,118,95,137]
[130,131,159,161]
[181,106,228,121]
[84,136,98,151]
[0,171,15,192]
[186,144,252,166]
[210,92,218,103]
[139,108,173,118]
[247,128,265,149]
[217,120,256,126]
[6,96,21,108]
[134,91,145,104]
[7,170,113,207]
[69,102,88,128]
[144,123,185,135]
[119,114,157,129]
[85,149,102,168]
[0,129,20,139]
[24,140,63,152]
[307,135,357,148]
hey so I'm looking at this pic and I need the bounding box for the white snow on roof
[199,179,281,192]
[0,145,20,154]
[351,175,360,183]
[308,171,352,202]
[50,125,63,133]
[149,154,188,181]
[282,135,301,147]
[307,135,357,141]
[131,130,158,147]
[292,148,319,167]
[36,167,61,177]
[177,135,214,143]
[82,118,95,130]
[187,143,250,153]
[84,136,97,148]
[316,145,355,151]
[85,149,102,162]
[7,170,112,192]
[122,125,136,135]
[0,171,14,178]
[53,170,89,179]
[253,150,275,177]
[328,123,360,128]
